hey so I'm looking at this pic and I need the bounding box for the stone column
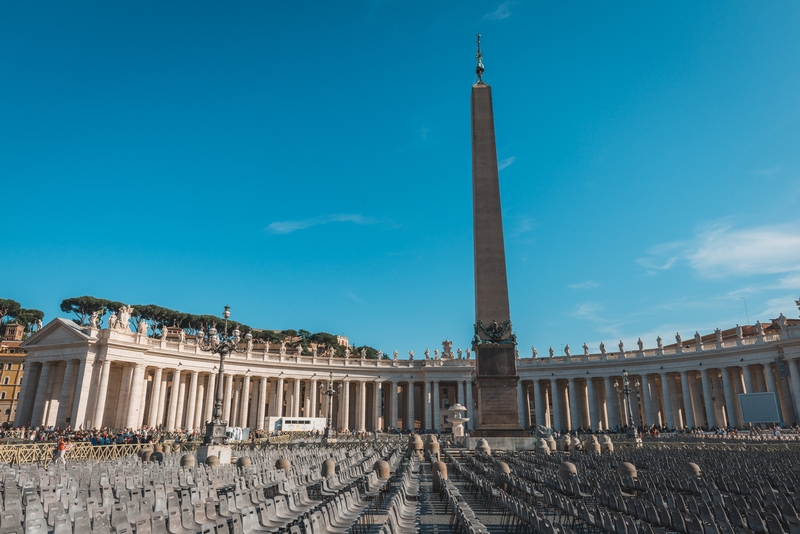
[275,376,284,417]
[75,358,103,429]
[787,359,800,425]
[533,380,543,429]
[309,378,318,418]
[764,363,778,393]
[432,381,440,432]
[466,381,474,431]
[239,375,251,428]
[640,374,653,428]
[156,373,169,428]
[231,378,241,427]
[30,362,54,428]
[125,363,146,429]
[406,381,414,432]
[755,365,767,392]
[720,367,737,427]
[147,368,163,428]
[390,382,399,430]
[204,372,216,424]
[550,379,561,431]
[372,381,382,431]
[292,378,301,417]
[603,376,616,429]
[357,381,367,432]
[175,371,189,429]
[256,377,267,430]
[659,373,673,429]
[194,377,205,430]
[700,369,715,428]
[568,378,579,431]
[166,369,182,430]
[184,371,199,431]
[680,371,695,428]
[586,378,597,431]
[518,381,527,428]
[340,380,351,430]
[13,362,38,427]
[113,365,133,429]
[743,365,754,393]
[223,373,234,422]
[55,360,78,427]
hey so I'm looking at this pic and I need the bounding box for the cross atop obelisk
[470,36,524,436]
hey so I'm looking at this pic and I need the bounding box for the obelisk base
[472,375,528,437]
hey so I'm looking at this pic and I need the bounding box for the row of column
[521,361,800,432]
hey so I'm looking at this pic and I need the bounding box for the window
[0,392,6,400]
[2,377,8,385]
[5,363,10,370]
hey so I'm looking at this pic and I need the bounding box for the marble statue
[89,312,99,329]
[263,341,269,354]
[434,348,439,359]
[779,314,788,330]
[345,347,351,358]
[736,324,742,339]
[531,346,538,358]
[408,350,414,360]
[564,344,571,357]
[280,342,287,357]
[757,321,765,336]
[118,306,133,331]
[329,346,336,358]
[515,346,520,359]
[715,328,722,345]
[442,339,453,356]
[36,318,43,331]
[393,350,398,361]
[138,319,148,335]
[424,348,430,360]
[549,346,554,357]
[246,337,253,352]
[360,347,366,359]
[637,338,643,351]
[694,331,702,347]
[179,329,186,343]
[582,343,589,356]
[657,336,663,349]
[312,346,318,357]
[296,344,302,357]
[377,350,383,359]
[465,348,471,359]
[161,325,169,339]
[457,348,463,359]
[599,342,606,354]
[618,340,624,353]
[675,332,682,344]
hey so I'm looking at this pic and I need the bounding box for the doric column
[55,360,78,428]
[166,369,182,430]
[231,378,241,427]
[786,359,800,425]
[424,381,432,430]
[174,371,188,429]
[309,378,318,418]
[550,378,561,431]
[239,375,251,428]
[721,367,737,427]
[679,371,695,428]
[640,374,653,428]
[390,382,399,430]
[465,381,474,431]
[194,376,205,430]
[742,365,754,393]
[341,379,351,430]
[156,373,169,428]
[700,369,715,428]
[432,381,440,432]
[603,376,616,430]
[223,373,234,422]
[13,362,38,427]
[147,368,163,428]
[533,380,543,429]
[568,378,579,431]
[30,362,54,428]
[292,378,301,417]
[125,363,146,429]
[586,378,597,431]
[405,381,414,432]
[275,376,284,417]
[185,371,199,431]
[113,365,133,429]
[257,376,267,430]
[659,373,673,429]
[764,363,778,393]
[518,381,526,428]
[357,381,367,432]
[90,359,112,429]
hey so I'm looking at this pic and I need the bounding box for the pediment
[21,318,94,347]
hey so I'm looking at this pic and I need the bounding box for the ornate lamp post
[320,372,344,440]
[614,369,640,438]
[196,305,251,445]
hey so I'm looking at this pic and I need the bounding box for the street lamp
[614,369,640,438]
[196,305,251,444]
[320,372,344,440]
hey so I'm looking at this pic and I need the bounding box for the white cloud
[568,280,600,289]
[753,165,781,177]
[498,156,516,170]
[639,223,800,278]
[265,214,376,234]
[484,1,516,20]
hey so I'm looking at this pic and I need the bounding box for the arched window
[2,377,8,385]
[0,392,6,400]
[5,363,11,370]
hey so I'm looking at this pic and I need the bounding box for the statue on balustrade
[345,347,351,358]
[161,324,169,339]
[247,336,253,352]
[599,342,606,355]
[442,339,453,357]
[657,336,663,349]
[675,332,682,345]
[465,348,471,359]
[280,342,287,357]
[329,346,336,358]
[89,311,99,329]
[179,329,186,343]
[715,328,722,345]
[424,348,430,360]
[694,331,702,347]
[408,350,414,360]
[757,321,765,336]
[393,350,398,361]
[434,348,439,359]
[736,324,742,339]
[312,346,318,357]
[457,348,463,359]
[118,306,134,331]
[263,341,269,354]
[360,347,366,359]
[582,343,589,356]
[564,344,571,358]
[377,350,383,359]
[138,319,148,335]
[618,340,624,353]
[531,346,538,358]
[637,338,643,351]
[549,346,554,357]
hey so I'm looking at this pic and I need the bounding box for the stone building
[0,324,27,426]
[13,311,800,433]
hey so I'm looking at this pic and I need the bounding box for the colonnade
[519,361,800,432]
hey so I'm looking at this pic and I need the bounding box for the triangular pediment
[21,318,94,347]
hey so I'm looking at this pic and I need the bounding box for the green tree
[15,308,45,327]
[60,296,124,326]
[0,299,21,324]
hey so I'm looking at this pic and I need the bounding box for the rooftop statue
[89,311,99,329]
[637,338,643,351]
[465,348,471,359]
[531,346,538,358]
[675,332,682,344]
[564,344,571,358]
[657,336,663,349]
[424,348,430,360]
[393,349,398,361]
[442,339,453,356]
[434,348,439,359]
[618,340,624,353]
[408,350,414,360]
[549,346,554,357]
[137,319,148,335]
[280,342,287,356]
[599,342,606,354]
[582,343,589,356]
[360,347,366,359]
[457,348,463,359]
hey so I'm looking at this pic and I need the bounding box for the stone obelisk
[470,36,524,436]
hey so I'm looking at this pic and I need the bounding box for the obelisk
[470,35,524,436]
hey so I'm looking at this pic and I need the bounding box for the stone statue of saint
[408,350,414,360]
[582,343,589,356]
[360,347,366,359]
[118,306,133,331]
[296,344,302,357]
[345,347,351,358]
[424,348,430,360]
[564,344,571,357]
[637,338,643,351]
[657,336,663,349]
[161,325,169,339]
[618,340,624,353]
[599,342,606,354]
[778,314,788,330]
[393,349,398,360]
[457,348,463,359]
[89,312,99,329]
[694,331,702,346]
[715,328,722,344]
[675,332,682,344]
[465,348,470,359]
[757,321,765,336]
[264,341,270,354]
[442,339,453,356]
[312,346,318,357]
[377,350,383,359]
[138,319,148,335]
[736,324,742,339]
[329,346,335,358]
[434,348,439,359]
[515,347,520,359]
[532,346,538,358]
[280,342,287,356]
[36,318,43,331]
[247,337,253,352]
[179,329,186,343]
[549,346,554,357]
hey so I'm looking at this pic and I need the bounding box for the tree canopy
[1,298,45,338]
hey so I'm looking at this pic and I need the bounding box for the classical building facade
[14,314,800,432]
[0,325,26,426]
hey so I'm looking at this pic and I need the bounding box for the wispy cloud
[568,280,600,289]
[508,215,537,238]
[638,223,800,278]
[498,156,516,171]
[265,214,377,235]
[753,165,781,177]
[484,1,516,20]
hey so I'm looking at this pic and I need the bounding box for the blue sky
[2,1,799,356]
